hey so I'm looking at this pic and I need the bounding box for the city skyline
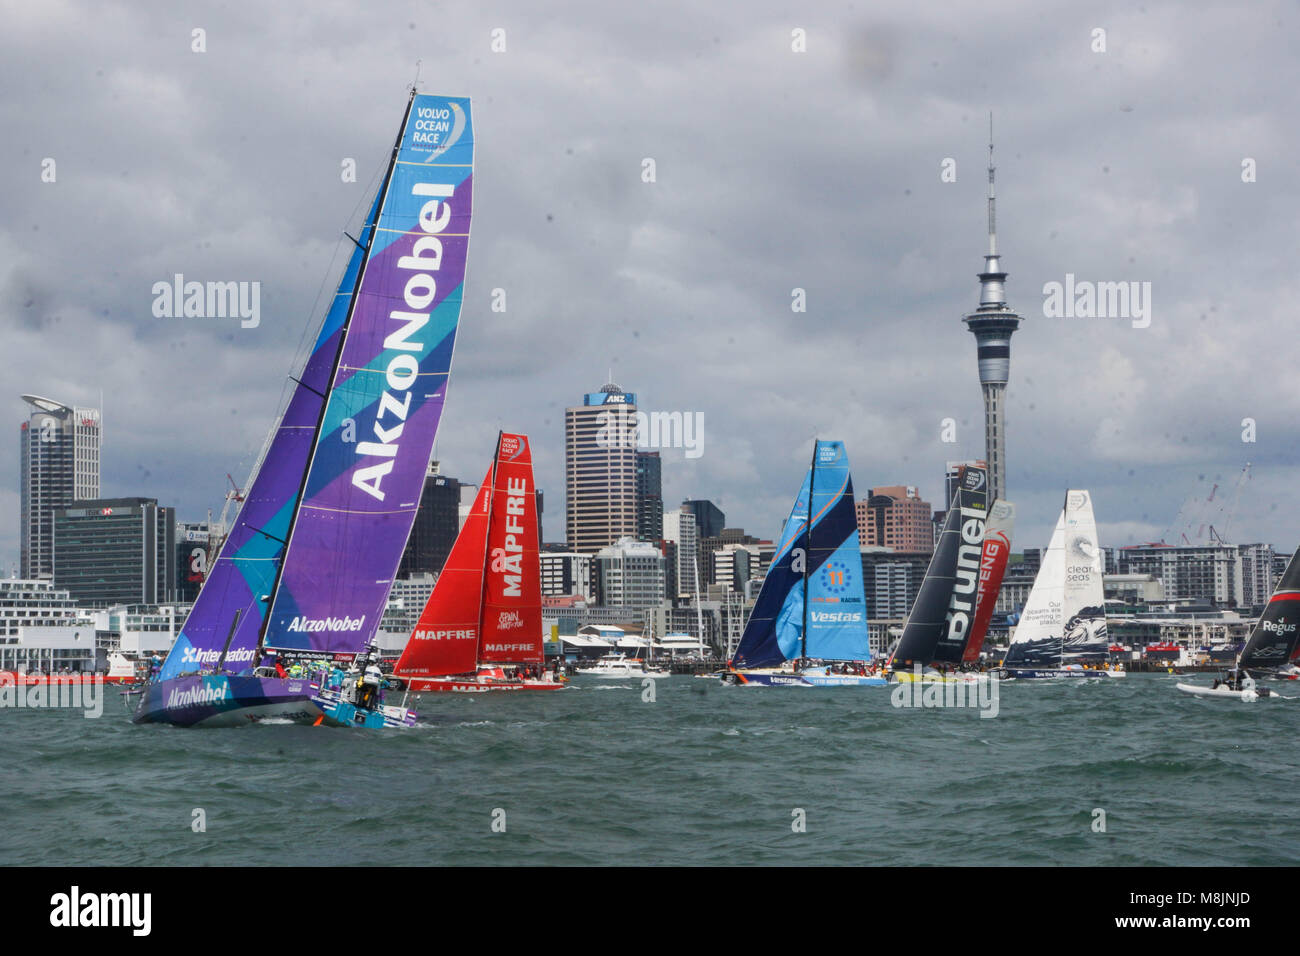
[3,3,1299,571]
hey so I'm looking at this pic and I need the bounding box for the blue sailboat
[727,440,884,687]
[134,89,475,728]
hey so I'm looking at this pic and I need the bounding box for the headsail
[731,467,811,668]
[1003,509,1065,666]
[480,433,542,664]
[392,467,492,678]
[157,169,387,681]
[1238,546,1300,670]
[265,94,475,655]
[961,499,1015,662]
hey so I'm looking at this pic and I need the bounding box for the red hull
[406,676,565,693]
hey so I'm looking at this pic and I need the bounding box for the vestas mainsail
[729,440,879,686]
[136,91,475,727]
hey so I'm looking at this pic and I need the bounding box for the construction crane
[1209,462,1252,545]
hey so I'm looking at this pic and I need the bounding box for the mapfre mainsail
[264,94,475,656]
[479,434,542,664]
[394,432,541,678]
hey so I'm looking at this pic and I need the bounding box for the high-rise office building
[635,450,663,541]
[565,381,638,553]
[962,122,1022,506]
[594,537,666,610]
[53,497,175,605]
[541,551,595,600]
[683,499,725,540]
[20,394,101,579]
[399,464,463,577]
[664,504,699,598]
[857,486,934,553]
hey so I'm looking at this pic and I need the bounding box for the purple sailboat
[134,89,474,728]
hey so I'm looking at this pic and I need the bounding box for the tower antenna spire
[987,112,996,256]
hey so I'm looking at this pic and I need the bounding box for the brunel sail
[728,440,883,687]
[134,90,475,727]
[889,465,987,670]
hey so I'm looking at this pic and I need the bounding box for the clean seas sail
[1004,490,1106,665]
[480,433,542,664]
[1237,546,1300,670]
[961,499,1016,662]
[264,95,475,658]
[393,467,492,678]
[732,440,868,667]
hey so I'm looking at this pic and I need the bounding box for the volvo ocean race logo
[414,101,466,162]
[286,614,366,633]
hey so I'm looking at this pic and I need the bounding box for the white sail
[1060,490,1108,659]
[1007,510,1065,656]
[1005,490,1108,666]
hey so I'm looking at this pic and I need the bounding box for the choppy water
[3,673,1297,866]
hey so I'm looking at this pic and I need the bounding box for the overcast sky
[3,0,1298,571]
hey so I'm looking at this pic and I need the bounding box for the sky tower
[962,116,1022,506]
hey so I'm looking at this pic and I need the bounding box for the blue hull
[132,675,415,728]
[729,668,887,687]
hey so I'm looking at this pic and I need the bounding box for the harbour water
[3,673,1297,866]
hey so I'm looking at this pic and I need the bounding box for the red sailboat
[393,433,564,692]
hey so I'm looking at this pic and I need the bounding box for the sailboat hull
[132,675,415,728]
[727,667,886,687]
[404,675,566,693]
[996,667,1125,680]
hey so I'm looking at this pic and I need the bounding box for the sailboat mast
[476,431,504,664]
[693,554,705,658]
[1059,489,1068,668]
[256,87,418,650]
[802,439,816,660]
